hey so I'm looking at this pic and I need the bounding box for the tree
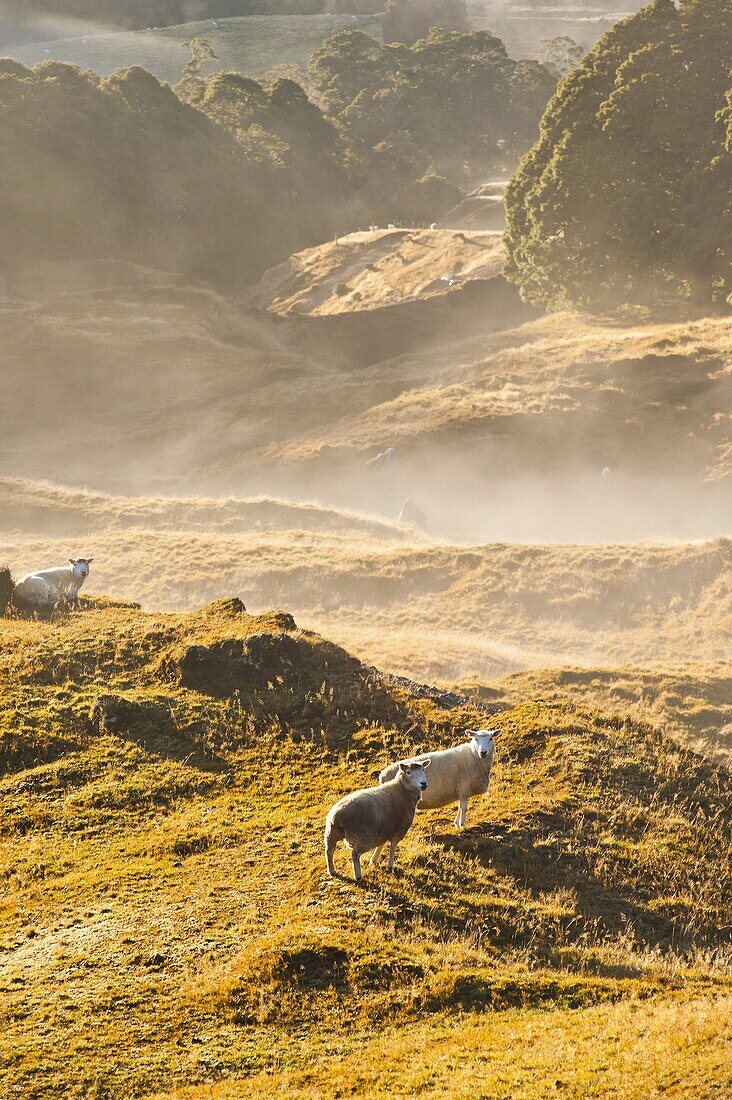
[504,0,732,310]
[310,28,555,174]
[0,60,285,289]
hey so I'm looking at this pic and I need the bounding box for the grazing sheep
[325,760,430,882]
[0,568,13,617]
[380,729,500,830]
[601,466,612,484]
[13,558,93,618]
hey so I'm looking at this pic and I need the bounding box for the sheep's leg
[369,844,385,866]
[386,840,399,873]
[455,800,468,829]
[324,823,338,877]
[351,851,363,882]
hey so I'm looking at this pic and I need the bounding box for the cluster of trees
[178,45,349,247]
[505,0,732,311]
[308,29,556,173]
[0,22,557,290]
[0,60,288,288]
[176,28,555,232]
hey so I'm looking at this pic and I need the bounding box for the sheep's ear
[422,759,431,768]
[68,559,76,566]
[490,730,502,739]
[398,761,408,773]
[87,558,94,564]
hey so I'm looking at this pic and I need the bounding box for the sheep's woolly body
[380,739,495,828]
[325,772,423,880]
[14,563,91,615]
[412,742,493,809]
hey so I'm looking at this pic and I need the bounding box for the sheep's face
[69,558,93,579]
[468,729,500,760]
[398,760,430,792]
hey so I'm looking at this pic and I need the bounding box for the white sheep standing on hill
[13,558,94,617]
[325,760,430,882]
[380,729,500,830]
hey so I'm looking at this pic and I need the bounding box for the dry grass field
[252,230,506,316]
[1,268,729,542]
[1,599,730,1098]
[2,478,730,669]
[0,152,729,1097]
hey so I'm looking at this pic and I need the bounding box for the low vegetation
[1,600,730,1097]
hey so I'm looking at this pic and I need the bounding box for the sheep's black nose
[420,781,427,789]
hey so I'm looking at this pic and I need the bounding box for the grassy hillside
[0,478,729,693]
[466,1,644,58]
[0,278,729,541]
[9,14,383,84]
[252,228,505,315]
[463,664,732,769]
[1,599,730,1098]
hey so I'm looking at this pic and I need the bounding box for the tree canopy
[309,28,556,174]
[382,0,468,46]
[0,60,288,288]
[504,0,732,310]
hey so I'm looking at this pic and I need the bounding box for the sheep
[13,558,94,618]
[379,729,500,830]
[601,466,612,484]
[325,759,430,882]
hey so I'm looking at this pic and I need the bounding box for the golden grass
[1,493,729,675]
[148,996,732,1099]
[272,309,732,465]
[1,601,730,1098]
[1,282,729,497]
[252,229,505,316]
[463,664,732,768]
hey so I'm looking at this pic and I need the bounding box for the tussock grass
[0,601,730,1098]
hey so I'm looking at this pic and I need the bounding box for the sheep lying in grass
[13,558,93,618]
[325,760,430,882]
[380,729,500,830]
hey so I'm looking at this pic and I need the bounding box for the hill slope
[1,600,730,1098]
[251,229,506,316]
[0,478,729,693]
[0,279,729,541]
